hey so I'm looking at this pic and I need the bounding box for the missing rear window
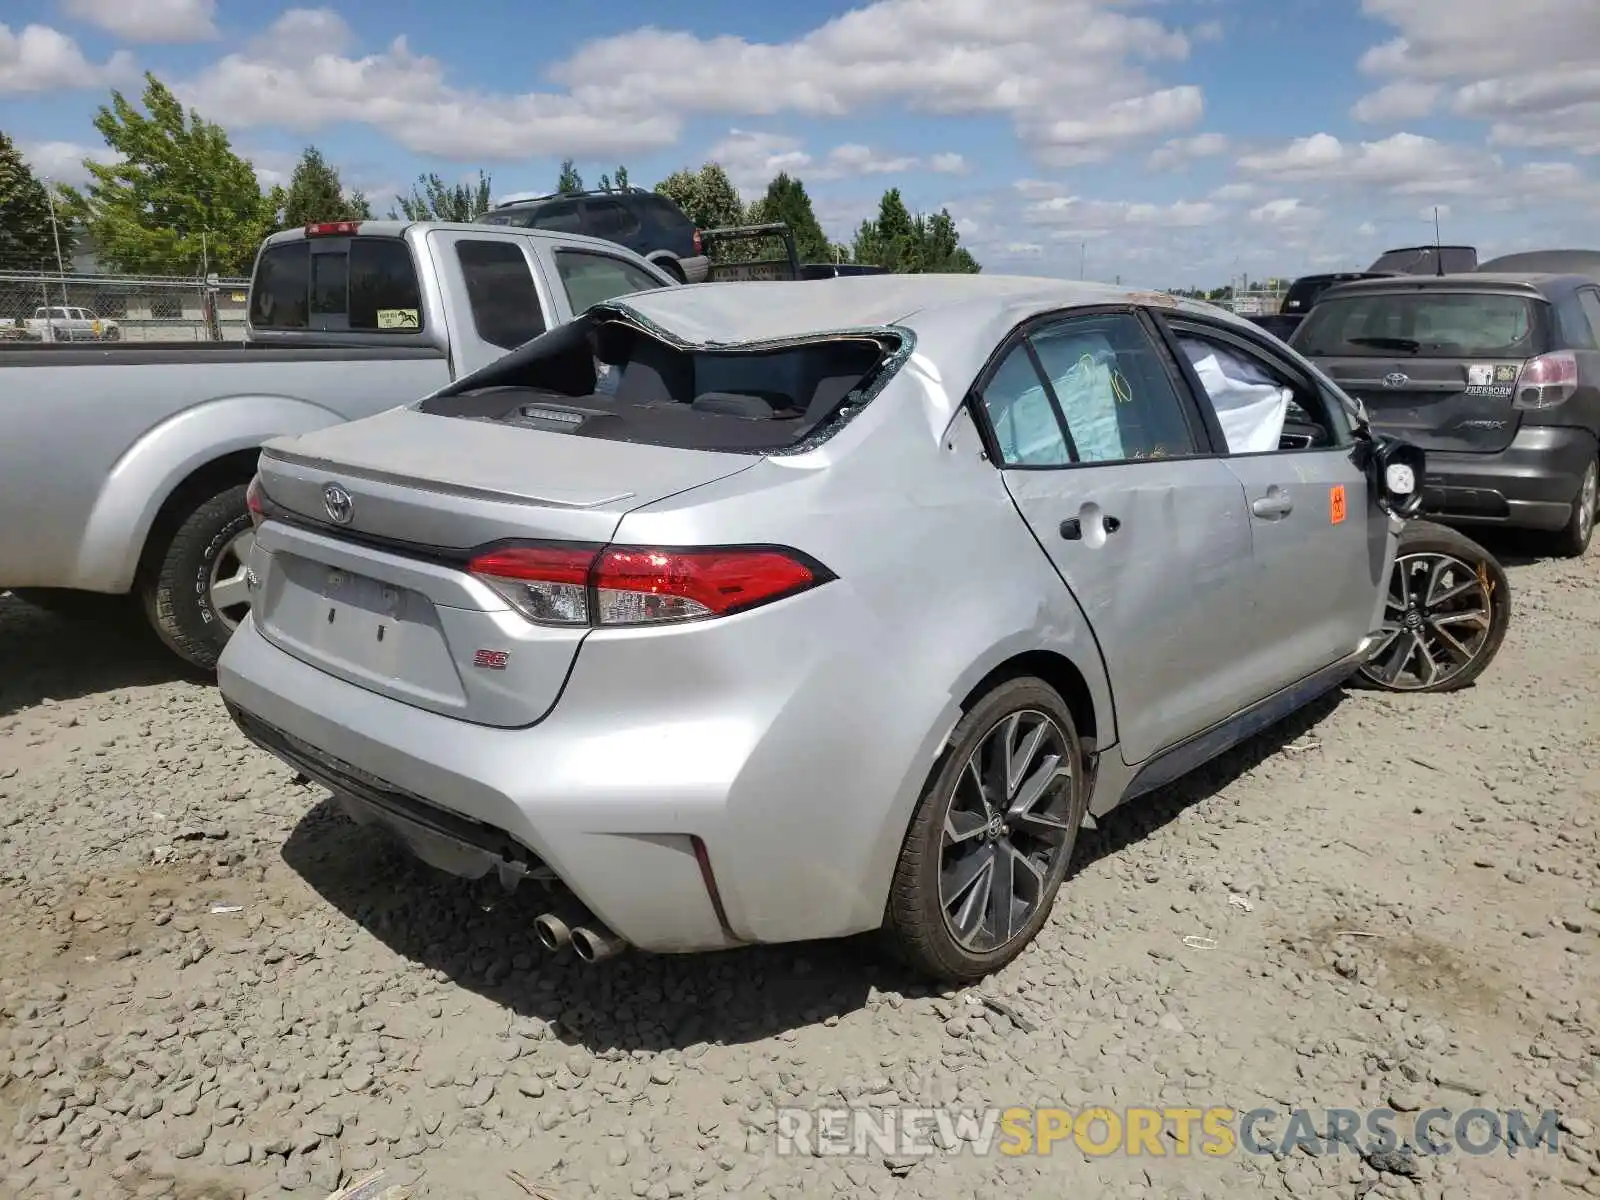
[416,314,907,453]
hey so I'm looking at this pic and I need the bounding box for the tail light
[468,543,831,627]
[1514,351,1579,409]
[692,229,703,256]
[305,221,361,237]
[245,475,267,528]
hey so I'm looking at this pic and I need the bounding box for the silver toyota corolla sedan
[218,274,1445,982]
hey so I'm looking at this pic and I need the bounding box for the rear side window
[250,238,422,331]
[1574,289,1600,348]
[455,239,546,350]
[555,251,666,313]
[529,200,583,234]
[1296,292,1546,359]
[587,199,642,240]
[641,194,691,230]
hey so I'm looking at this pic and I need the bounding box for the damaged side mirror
[1355,433,1426,518]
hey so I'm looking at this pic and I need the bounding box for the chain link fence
[0,272,252,345]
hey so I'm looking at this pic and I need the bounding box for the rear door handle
[1251,492,1293,519]
[1060,514,1120,540]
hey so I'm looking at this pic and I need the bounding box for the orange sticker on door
[1329,484,1347,524]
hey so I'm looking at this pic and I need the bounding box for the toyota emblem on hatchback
[322,483,354,525]
[1382,372,1409,388]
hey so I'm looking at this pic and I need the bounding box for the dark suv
[477,188,710,283]
[1290,254,1600,556]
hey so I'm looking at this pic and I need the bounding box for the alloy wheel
[938,710,1076,953]
[1360,551,1494,691]
[207,529,256,631]
[1578,460,1597,549]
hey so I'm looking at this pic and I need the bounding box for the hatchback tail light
[245,475,267,528]
[1514,351,1579,409]
[468,543,831,627]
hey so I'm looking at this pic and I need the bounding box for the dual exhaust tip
[534,911,626,964]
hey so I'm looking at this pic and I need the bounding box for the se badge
[1329,484,1347,525]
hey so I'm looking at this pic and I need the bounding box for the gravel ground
[1,545,1597,1200]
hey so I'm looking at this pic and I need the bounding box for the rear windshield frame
[249,236,425,334]
[415,307,914,455]
[1292,288,1551,359]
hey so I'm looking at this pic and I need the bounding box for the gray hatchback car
[219,275,1452,982]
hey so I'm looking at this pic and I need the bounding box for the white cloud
[1147,131,1229,170]
[18,140,114,186]
[1249,198,1322,226]
[0,22,133,93]
[1024,192,1226,232]
[549,0,1201,162]
[1353,0,1600,154]
[1210,181,1259,202]
[1350,81,1440,123]
[179,9,680,160]
[59,0,217,43]
[704,129,974,196]
[1235,131,1485,196]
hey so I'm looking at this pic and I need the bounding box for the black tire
[1356,519,1511,694]
[1544,454,1597,559]
[883,677,1088,983]
[654,257,686,283]
[138,483,253,671]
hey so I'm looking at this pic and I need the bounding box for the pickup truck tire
[139,483,254,672]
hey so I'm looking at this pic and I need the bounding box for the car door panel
[975,309,1261,766]
[1160,317,1395,692]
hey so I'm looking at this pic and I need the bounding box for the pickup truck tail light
[468,543,832,627]
[245,475,267,528]
[305,221,361,237]
[1513,351,1579,409]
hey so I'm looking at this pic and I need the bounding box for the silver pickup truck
[0,219,675,669]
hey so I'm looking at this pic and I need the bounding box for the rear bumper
[217,573,946,954]
[1416,425,1596,532]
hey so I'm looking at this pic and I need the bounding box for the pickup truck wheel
[1355,520,1511,694]
[139,483,255,672]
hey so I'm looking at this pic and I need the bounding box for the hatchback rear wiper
[1347,335,1420,352]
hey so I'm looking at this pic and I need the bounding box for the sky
[3,0,1599,288]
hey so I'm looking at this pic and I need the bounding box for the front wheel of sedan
[1356,520,1511,694]
[884,677,1088,983]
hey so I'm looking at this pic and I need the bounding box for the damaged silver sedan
[218,274,1471,982]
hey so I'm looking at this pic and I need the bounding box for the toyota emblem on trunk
[1382,372,1410,388]
[322,484,354,525]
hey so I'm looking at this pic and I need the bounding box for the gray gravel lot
[1,546,1597,1200]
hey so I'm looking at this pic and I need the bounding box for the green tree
[596,165,631,192]
[750,172,829,264]
[556,159,584,194]
[653,162,745,232]
[280,145,369,228]
[0,130,71,271]
[391,169,492,221]
[852,188,980,274]
[59,72,273,275]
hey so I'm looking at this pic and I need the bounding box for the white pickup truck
[0,219,676,669]
[0,305,122,342]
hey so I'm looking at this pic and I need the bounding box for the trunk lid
[1291,284,1550,454]
[251,405,760,727]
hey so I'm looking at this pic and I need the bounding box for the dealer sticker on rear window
[376,308,420,330]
